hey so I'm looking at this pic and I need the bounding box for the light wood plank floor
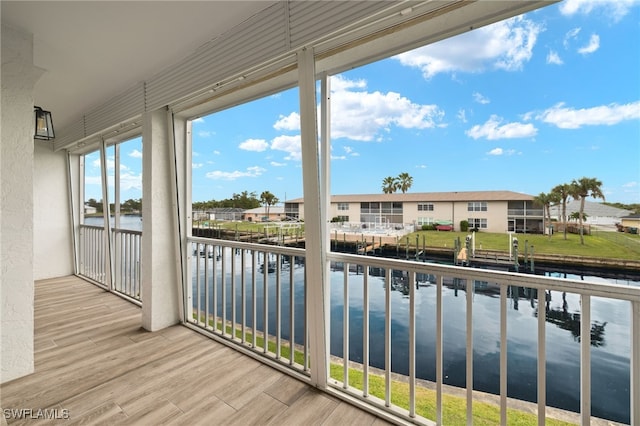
[1,276,393,425]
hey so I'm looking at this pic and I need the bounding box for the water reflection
[192,251,636,424]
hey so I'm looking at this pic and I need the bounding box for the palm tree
[260,191,279,218]
[552,183,572,240]
[382,176,398,194]
[534,192,559,240]
[570,177,605,245]
[397,172,413,193]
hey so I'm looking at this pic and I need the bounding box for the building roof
[244,206,285,215]
[287,190,533,204]
[550,200,632,218]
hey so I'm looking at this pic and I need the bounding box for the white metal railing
[184,235,640,425]
[78,224,142,303]
[326,251,640,425]
[112,228,142,301]
[79,224,107,285]
[187,236,309,376]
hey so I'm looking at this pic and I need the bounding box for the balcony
[0,276,386,425]
[5,233,640,425]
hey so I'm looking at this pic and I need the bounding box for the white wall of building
[33,141,74,280]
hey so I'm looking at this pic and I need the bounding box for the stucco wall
[33,142,74,280]
[1,24,42,383]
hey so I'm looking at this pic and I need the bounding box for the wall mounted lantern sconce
[34,106,55,140]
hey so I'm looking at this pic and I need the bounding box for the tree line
[85,198,141,214]
[382,172,413,194]
[534,176,605,245]
[192,190,279,215]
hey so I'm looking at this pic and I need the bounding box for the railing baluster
[538,288,546,426]
[252,250,257,347]
[363,265,370,398]
[304,265,309,372]
[343,262,349,388]
[232,246,237,339]
[222,246,227,335]
[580,294,591,425]
[276,253,282,359]
[384,267,391,407]
[631,301,640,426]
[500,285,508,425]
[466,279,473,425]
[196,243,201,324]
[436,274,443,425]
[204,243,210,329]
[409,271,416,418]
[241,249,246,343]
[289,255,295,366]
[263,250,269,354]
[212,244,218,333]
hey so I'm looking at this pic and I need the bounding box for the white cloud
[239,138,269,152]
[623,181,638,188]
[192,163,204,169]
[457,109,468,123]
[271,135,302,161]
[343,146,359,156]
[473,92,490,104]
[466,115,538,140]
[129,149,143,158]
[331,155,347,160]
[270,161,287,167]
[213,150,221,155]
[273,112,300,131]
[198,130,213,138]
[564,27,581,48]
[578,34,600,54]
[205,166,266,180]
[416,164,427,169]
[537,101,640,128]
[395,16,542,78]
[559,0,637,22]
[546,50,563,65]
[488,148,517,156]
[119,172,142,191]
[329,75,444,141]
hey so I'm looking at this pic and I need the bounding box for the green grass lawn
[401,229,640,261]
[330,365,574,426]
[195,314,575,425]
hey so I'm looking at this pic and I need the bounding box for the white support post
[67,152,80,275]
[99,138,113,291]
[170,113,188,322]
[141,108,181,331]
[298,46,329,388]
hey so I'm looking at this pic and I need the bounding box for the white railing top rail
[112,227,142,236]
[79,223,104,230]
[188,236,305,258]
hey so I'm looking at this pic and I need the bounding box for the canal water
[193,250,638,424]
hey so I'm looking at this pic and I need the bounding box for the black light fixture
[34,106,55,140]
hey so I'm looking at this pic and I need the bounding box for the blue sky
[87,0,640,205]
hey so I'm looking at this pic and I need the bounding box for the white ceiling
[1,1,277,131]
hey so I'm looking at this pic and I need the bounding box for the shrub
[460,220,469,232]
